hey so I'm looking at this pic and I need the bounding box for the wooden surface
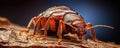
[0,17,120,48]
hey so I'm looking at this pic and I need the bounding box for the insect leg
[85,22,97,41]
[33,17,43,35]
[39,17,52,39]
[57,20,77,44]
[57,20,65,44]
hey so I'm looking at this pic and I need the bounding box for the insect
[20,6,113,44]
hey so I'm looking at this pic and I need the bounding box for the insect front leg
[85,22,97,41]
[57,20,77,44]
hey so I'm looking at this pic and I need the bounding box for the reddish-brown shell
[37,6,85,25]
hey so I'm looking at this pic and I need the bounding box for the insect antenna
[87,25,114,30]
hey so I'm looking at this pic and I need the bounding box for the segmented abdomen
[37,6,84,24]
[38,6,77,17]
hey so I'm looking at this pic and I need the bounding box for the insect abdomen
[38,6,77,17]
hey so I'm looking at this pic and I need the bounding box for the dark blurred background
[0,0,119,44]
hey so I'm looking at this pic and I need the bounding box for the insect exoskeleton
[20,6,114,44]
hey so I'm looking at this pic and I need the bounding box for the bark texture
[0,17,120,48]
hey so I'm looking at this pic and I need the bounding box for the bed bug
[20,6,113,44]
